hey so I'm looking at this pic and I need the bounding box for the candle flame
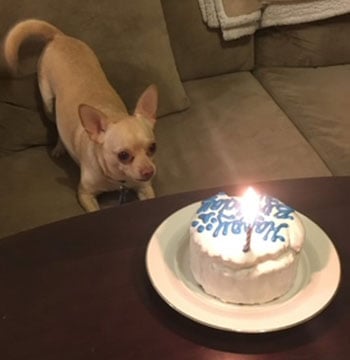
[241,187,260,225]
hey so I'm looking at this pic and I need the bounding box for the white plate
[146,202,341,333]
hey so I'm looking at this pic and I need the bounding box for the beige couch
[1,0,350,239]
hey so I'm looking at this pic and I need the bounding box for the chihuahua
[4,19,158,211]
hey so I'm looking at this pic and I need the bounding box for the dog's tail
[4,19,63,76]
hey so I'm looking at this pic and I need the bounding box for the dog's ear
[134,84,158,126]
[79,104,108,143]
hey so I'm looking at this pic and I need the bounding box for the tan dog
[4,19,158,212]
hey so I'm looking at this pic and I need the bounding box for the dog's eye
[148,142,157,156]
[118,151,134,164]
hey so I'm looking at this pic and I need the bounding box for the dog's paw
[78,186,100,212]
[137,184,155,200]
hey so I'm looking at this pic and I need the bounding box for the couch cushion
[0,101,56,156]
[0,147,83,239]
[0,146,140,238]
[161,0,254,81]
[254,65,350,175]
[256,14,350,68]
[153,72,331,196]
[0,0,189,117]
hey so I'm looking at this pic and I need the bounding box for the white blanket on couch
[198,0,350,40]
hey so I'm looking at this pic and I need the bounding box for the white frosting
[189,193,305,304]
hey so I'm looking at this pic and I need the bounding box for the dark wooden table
[1,177,349,359]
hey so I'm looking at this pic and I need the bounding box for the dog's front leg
[137,183,155,200]
[78,184,100,212]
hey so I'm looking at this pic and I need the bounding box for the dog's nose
[141,168,155,181]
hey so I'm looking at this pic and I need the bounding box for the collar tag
[117,184,128,205]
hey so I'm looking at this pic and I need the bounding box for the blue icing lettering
[197,194,239,214]
[255,219,288,242]
[197,225,205,233]
[261,196,294,220]
[212,211,244,237]
[192,193,294,244]
[198,212,215,224]
[272,224,289,242]
[196,195,218,213]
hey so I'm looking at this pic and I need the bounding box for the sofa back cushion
[256,13,350,67]
[0,0,189,136]
[161,0,254,81]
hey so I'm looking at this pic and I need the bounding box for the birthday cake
[189,191,305,304]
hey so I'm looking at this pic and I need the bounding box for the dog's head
[78,84,158,183]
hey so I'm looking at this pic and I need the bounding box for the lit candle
[241,187,261,252]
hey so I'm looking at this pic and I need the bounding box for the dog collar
[117,182,129,205]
